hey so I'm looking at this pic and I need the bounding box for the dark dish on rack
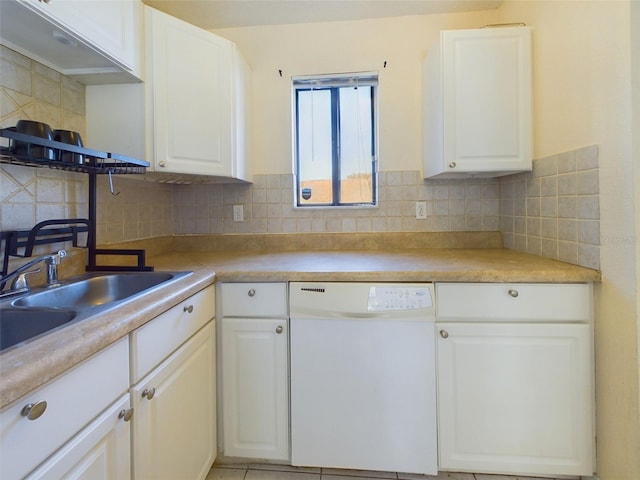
[53,129,84,164]
[12,120,55,160]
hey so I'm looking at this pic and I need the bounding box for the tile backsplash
[500,146,600,269]
[172,172,501,236]
[0,46,88,254]
[0,46,600,271]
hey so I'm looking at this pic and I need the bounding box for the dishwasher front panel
[289,283,437,475]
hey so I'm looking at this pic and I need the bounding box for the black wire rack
[0,128,148,174]
[0,128,154,273]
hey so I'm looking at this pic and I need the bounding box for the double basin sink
[0,271,192,351]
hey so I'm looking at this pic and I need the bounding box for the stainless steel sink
[0,271,193,351]
[0,308,77,351]
[14,272,178,308]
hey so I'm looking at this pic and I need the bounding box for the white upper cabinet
[149,7,232,176]
[86,6,252,181]
[0,0,143,84]
[423,26,533,178]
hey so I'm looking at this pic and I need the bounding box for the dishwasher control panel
[368,286,433,311]
[290,282,435,317]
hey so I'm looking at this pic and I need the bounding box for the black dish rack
[0,128,154,274]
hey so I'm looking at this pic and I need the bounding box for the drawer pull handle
[21,400,47,420]
[159,161,167,168]
[439,330,449,339]
[508,289,519,298]
[449,162,457,168]
[183,305,194,314]
[142,388,156,400]
[248,289,256,297]
[119,408,134,422]
[276,325,284,334]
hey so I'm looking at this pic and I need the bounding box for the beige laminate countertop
[0,247,600,409]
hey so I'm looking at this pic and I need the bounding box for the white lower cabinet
[221,317,289,460]
[435,283,594,477]
[26,394,132,480]
[0,285,217,480]
[131,320,216,480]
[220,283,289,460]
[0,337,129,480]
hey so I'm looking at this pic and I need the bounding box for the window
[293,73,378,207]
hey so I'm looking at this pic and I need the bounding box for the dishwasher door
[289,283,437,475]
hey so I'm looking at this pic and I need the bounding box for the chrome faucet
[0,250,67,297]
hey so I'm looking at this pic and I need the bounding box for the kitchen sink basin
[0,308,77,351]
[13,272,181,309]
[1,271,193,351]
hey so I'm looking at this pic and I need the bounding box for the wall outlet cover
[416,201,427,220]
[233,204,244,222]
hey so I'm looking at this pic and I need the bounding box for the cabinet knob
[142,387,156,400]
[248,289,256,297]
[508,289,519,298]
[449,161,457,168]
[159,161,167,168]
[119,408,134,422]
[439,330,449,339]
[276,325,284,334]
[21,400,47,420]
[183,304,194,313]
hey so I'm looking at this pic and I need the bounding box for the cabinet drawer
[130,285,215,383]
[221,283,287,317]
[436,283,592,322]
[0,337,129,480]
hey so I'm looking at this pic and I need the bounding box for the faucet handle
[11,268,41,290]
[48,250,67,264]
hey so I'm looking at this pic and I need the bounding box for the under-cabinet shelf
[0,128,149,174]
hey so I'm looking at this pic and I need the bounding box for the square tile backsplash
[0,46,600,271]
[172,172,501,236]
[1,46,88,256]
[499,145,600,270]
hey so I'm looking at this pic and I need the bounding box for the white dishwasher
[289,282,437,475]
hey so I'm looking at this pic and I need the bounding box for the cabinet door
[436,322,593,476]
[221,317,289,460]
[26,394,132,480]
[131,322,216,480]
[424,26,532,178]
[442,27,532,173]
[148,7,234,176]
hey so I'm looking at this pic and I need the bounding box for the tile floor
[205,462,567,480]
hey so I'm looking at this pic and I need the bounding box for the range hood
[0,1,140,85]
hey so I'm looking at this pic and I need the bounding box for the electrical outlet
[233,204,244,222]
[415,201,427,220]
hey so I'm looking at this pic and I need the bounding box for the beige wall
[495,1,639,478]
[633,0,640,457]
[215,10,495,175]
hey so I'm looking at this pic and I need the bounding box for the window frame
[292,72,379,208]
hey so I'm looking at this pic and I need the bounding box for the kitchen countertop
[0,246,600,409]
